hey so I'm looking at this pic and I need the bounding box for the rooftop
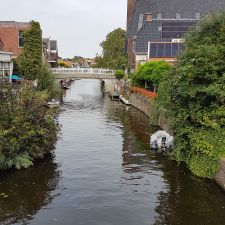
[0,21,31,27]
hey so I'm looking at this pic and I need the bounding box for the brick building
[0,21,31,58]
[126,0,225,68]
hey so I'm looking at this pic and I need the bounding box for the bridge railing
[51,68,115,75]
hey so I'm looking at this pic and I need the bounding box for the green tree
[157,12,225,178]
[115,69,125,80]
[17,20,60,98]
[132,61,171,91]
[17,21,42,80]
[95,28,127,70]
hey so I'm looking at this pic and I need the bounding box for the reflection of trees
[153,158,225,225]
[0,155,60,225]
[105,97,225,225]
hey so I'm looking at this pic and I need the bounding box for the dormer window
[157,14,162,19]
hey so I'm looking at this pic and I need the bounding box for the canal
[0,79,225,225]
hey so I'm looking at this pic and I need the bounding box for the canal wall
[214,159,225,191]
[128,92,170,132]
[128,92,225,191]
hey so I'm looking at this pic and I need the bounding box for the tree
[115,70,125,80]
[95,28,128,70]
[17,21,42,80]
[158,12,225,178]
[16,20,60,98]
[132,61,171,91]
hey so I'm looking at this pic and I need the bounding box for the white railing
[51,68,115,75]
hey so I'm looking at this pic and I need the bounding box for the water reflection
[0,155,61,225]
[104,89,225,225]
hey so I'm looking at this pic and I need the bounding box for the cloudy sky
[1,0,127,58]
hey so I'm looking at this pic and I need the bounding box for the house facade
[126,0,225,68]
[43,38,59,68]
[0,21,31,58]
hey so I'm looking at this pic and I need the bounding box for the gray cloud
[1,0,127,58]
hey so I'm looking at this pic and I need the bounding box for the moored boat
[150,130,174,152]
[46,99,60,108]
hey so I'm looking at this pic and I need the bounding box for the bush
[0,83,59,170]
[132,61,171,91]
[157,12,225,178]
[115,69,125,80]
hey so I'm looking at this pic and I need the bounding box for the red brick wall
[0,25,30,57]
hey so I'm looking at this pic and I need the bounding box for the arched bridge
[51,68,116,79]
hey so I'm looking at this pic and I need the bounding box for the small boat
[150,130,174,152]
[62,85,70,89]
[108,91,120,101]
[119,95,131,105]
[46,99,60,108]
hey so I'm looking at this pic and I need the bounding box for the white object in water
[46,99,60,108]
[150,130,174,152]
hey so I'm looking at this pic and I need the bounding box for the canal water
[0,79,225,225]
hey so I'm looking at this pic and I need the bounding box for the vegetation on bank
[152,13,225,178]
[0,83,59,169]
[94,28,128,70]
[0,21,59,170]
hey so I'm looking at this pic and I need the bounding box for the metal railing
[51,68,115,75]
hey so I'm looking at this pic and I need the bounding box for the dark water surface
[0,80,225,225]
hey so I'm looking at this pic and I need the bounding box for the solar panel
[157,43,165,57]
[165,43,172,57]
[172,43,179,57]
[162,22,196,38]
[150,43,157,57]
[149,43,185,58]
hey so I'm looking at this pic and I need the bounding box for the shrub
[115,69,125,80]
[0,82,59,170]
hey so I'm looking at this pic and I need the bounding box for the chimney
[127,0,136,28]
[146,13,153,22]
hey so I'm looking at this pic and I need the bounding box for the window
[4,62,9,69]
[149,42,184,58]
[0,62,3,69]
[18,31,24,47]
[158,26,162,31]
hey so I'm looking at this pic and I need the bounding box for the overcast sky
[1,0,127,58]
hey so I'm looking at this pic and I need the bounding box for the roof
[127,0,225,53]
[0,21,30,28]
